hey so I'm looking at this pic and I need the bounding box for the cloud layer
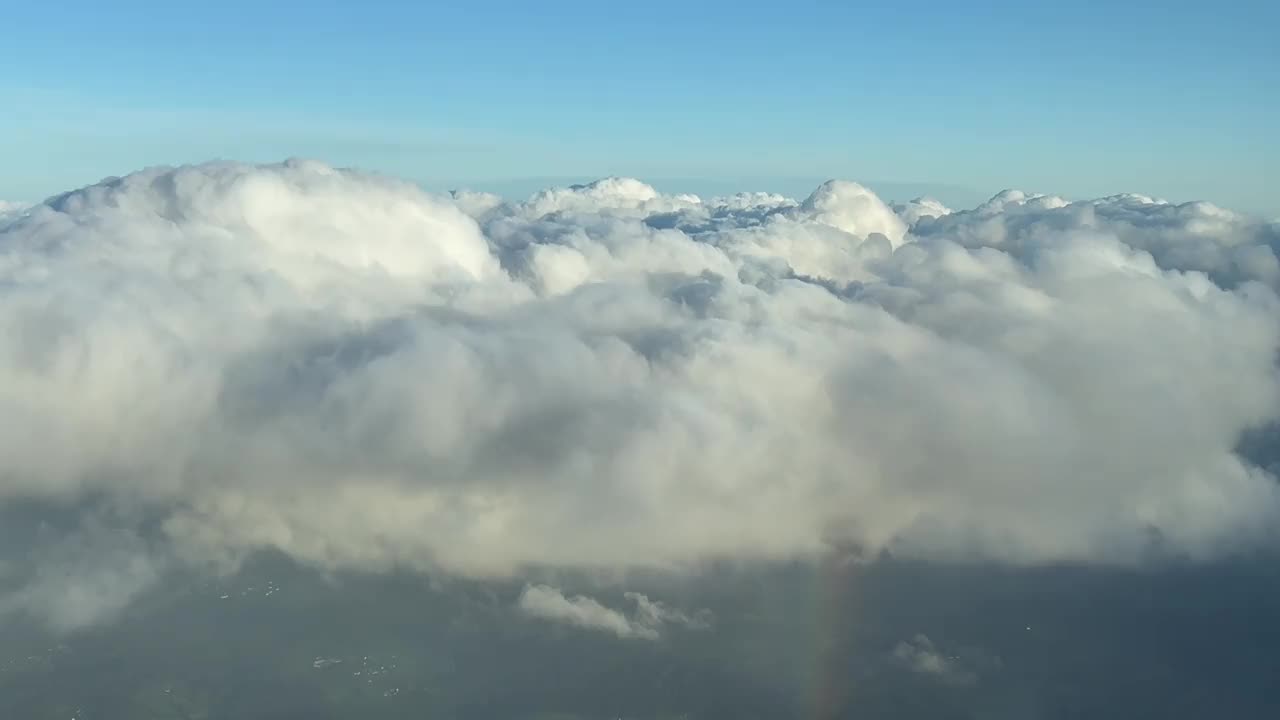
[2,159,1279,628]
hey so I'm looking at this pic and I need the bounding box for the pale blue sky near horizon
[2,0,1276,213]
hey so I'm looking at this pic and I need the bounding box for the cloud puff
[800,179,908,247]
[2,160,1280,629]
[516,585,705,640]
[891,634,985,687]
[892,196,952,227]
[520,177,688,218]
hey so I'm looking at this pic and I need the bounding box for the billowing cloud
[800,179,908,247]
[2,159,1280,630]
[517,584,704,640]
[891,196,952,227]
[911,190,1280,289]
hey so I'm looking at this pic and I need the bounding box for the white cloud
[517,585,703,640]
[626,591,713,631]
[2,160,1280,629]
[519,177,700,219]
[912,191,1280,289]
[800,179,908,247]
[892,196,952,227]
[0,200,29,224]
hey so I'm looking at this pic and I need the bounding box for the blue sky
[3,0,1277,212]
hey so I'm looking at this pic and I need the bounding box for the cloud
[0,523,162,632]
[800,179,908,247]
[892,196,952,227]
[891,634,983,687]
[626,591,713,631]
[517,584,706,640]
[518,584,653,639]
[0,200,29,224]
[2,159,1280,629]
[911,190,1280,289]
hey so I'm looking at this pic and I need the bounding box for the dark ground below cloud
[3,550,1279,720]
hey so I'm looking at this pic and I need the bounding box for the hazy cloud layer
[3,159,1280,629]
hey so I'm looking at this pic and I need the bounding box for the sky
[2,0,1277,213]
[4,5,1280,718]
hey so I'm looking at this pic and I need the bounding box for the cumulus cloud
[891,634,984,687]
[912,190,1280,289]
[516,585,705,639]
[2,159,1280,629]
[800,179,908,247]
